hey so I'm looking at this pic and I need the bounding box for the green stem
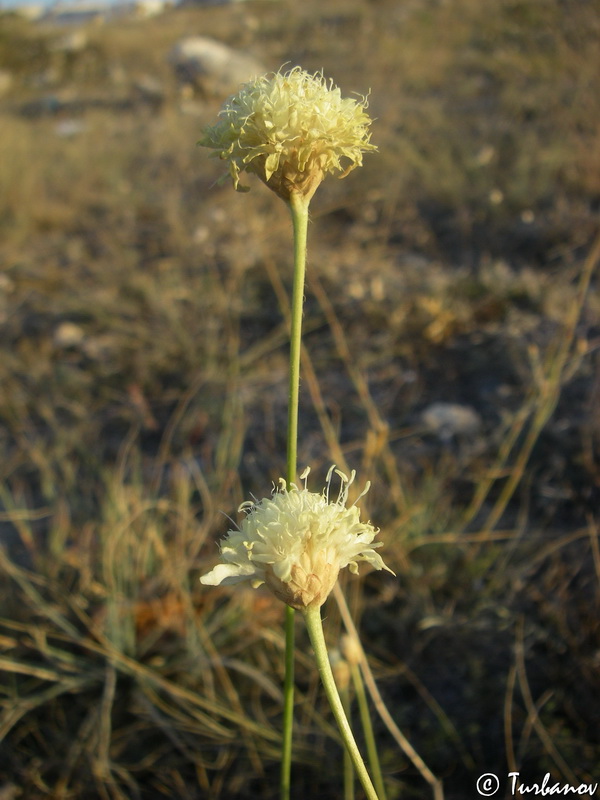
[340,683,356,800]
[286,191,309,486]
[280,190,310,800]
[351,663,388,800]
[304,605,381,800]
[280,604,295,800]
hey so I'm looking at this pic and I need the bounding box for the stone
[168,36,265,97]
[53,321,85,348]
[421,402,482,441]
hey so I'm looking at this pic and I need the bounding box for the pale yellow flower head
[200,467,394,610]
[199,67,377,203]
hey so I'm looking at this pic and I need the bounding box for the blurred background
[0,0,599,798]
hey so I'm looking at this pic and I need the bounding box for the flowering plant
[198,67,390,800]
[199,67,377,203]
[201,467,393,610]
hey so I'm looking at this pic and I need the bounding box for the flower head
[200,467,394,610]
[199,66,377,203]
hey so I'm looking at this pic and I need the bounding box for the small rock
[168,36,265,97]
[421,402,482,441]
[55,119,87,137]
[53,322,85,348]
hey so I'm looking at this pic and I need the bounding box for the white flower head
[199,66,377,203]
[200,467,394,610]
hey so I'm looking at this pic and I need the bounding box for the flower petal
[200,562,256,586]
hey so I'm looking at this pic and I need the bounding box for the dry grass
[1,0,599,797]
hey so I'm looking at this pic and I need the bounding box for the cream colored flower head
[199,66,377,204]
[200,466,394,611]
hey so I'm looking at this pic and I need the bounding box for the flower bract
[198,67,377,203]
[200,467,394,610]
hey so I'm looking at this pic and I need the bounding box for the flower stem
[340,683,356,800]
[280,190,310,800]
[280,604,295,800]
[351,662,388,800]
[286,191,309,486]
[304,605,381,800]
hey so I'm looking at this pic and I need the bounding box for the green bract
[199,67,377,203]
